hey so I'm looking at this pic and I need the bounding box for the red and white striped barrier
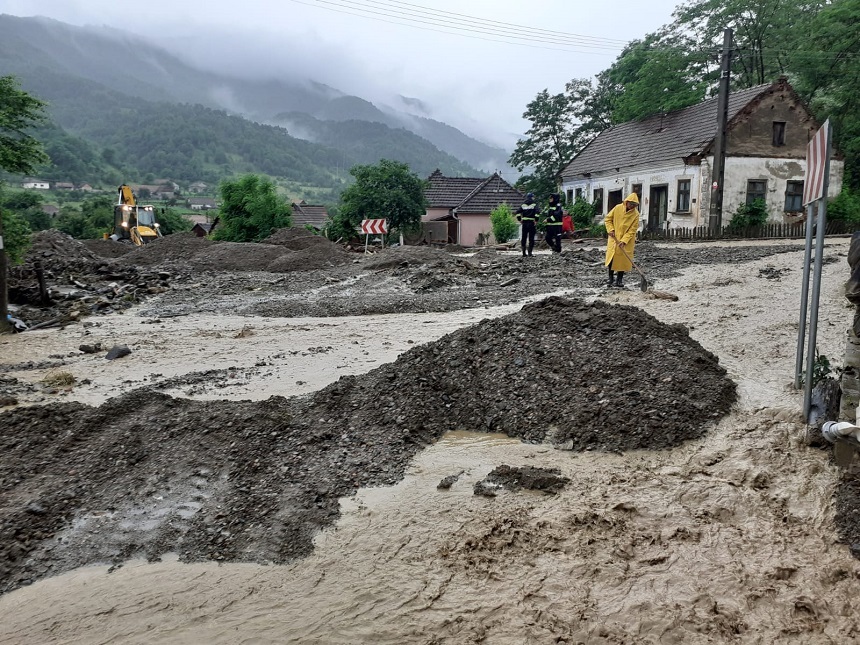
[361,219,388,235]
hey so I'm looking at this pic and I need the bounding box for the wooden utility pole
[709,28,733,231]
[0,207,9,333]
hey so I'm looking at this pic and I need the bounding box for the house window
[592,188,603,214]
[785,180,804,212]
[676,179,691,212]
[632,183,642,201]
[575,187,583,200]
[773,122,786,147]
[746,180,768,204]
[566,189,573,204]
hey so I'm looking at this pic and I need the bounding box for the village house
[41,204,60,219]
[291,201,329,230]
[188,182,208,194]
[191,222,215,237]
[78,183,94,192]
[53,182,75,190]
[424,170,524,245]
[559,78,844,231]
[21,178,49,190]
[188,197,217,211]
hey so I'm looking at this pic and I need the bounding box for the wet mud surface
[0,296,735,594]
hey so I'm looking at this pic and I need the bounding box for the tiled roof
[291,202,329,228]
[425,169,524,215]
[560,83,777,179]
[425,169,484,208]
[456,173,524,214]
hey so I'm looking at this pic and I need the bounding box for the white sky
[0,0,680,148]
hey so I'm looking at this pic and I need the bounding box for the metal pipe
[794,203,815,389]
[803,200,828,419]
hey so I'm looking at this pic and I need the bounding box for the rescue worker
[604,193,640,288]
[515,192,539,257]
[544,193,564,253]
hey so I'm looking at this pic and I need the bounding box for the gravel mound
[29,230,98,265]
[363,245,463,270]
[118,232,214,266]
[81,239,134,258]
[0,296,736,593]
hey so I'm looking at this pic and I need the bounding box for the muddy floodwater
[2,240,860,643]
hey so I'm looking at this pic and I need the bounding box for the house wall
[562,155,844,229]
[421,220,449,244]
[458,214,494,246]
[423,208,450,222]
[713,156,844,223]
[726,89,816,158]
[23,182,49,190]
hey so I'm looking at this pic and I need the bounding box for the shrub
[728,199,769,231]
[570,196,597,229]
[588,223,607,238]
[490,203,518,243]
[828,190,860,223]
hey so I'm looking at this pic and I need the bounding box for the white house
[559,78,843,231]
[22,179,49,190]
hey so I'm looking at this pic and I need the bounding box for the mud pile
[81,239,134,259]
[0,297,735,592]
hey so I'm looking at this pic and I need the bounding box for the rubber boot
[607,268,615,287]
[615,271,625,288]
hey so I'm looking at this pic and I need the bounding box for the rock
[79,343,103,354]
[105,345,132,360]
[0,395,18,407]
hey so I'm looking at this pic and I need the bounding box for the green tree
[156,207,193,235]
[489,203,518,243]
[337,159,427,236]
[214,174,291,242]
[0,76,48,175]
[570,196,598,229]
[1,209,31,264]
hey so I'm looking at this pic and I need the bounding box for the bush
[588,223,607,238]
[490,203,518,243]
[728,199,769,231]
[570,196,597,229]
[1,209,32,264]
[828,190,860,223]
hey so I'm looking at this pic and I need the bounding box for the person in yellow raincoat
[604,193,640,288]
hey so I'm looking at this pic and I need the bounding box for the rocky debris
[437,471,464,490]
[473,480,500,497]
[480,465,570,494]
[81,239,134,259]
[835,470,860,559]
[758,266,791,280]
[0,376,37,407]
[78,343,102,354]
[0,296,736,593]
[105,345,131,360]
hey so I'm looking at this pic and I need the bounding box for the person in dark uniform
[515,192,539,257]
[544,193,564,253]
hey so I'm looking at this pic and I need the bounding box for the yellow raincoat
[604,193,640,272]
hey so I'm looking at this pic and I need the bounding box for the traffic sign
[361,219,388,235]
[803,120,830,206]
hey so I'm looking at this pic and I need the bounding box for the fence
[638,220,855,241]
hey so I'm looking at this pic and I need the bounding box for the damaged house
[559,78,843,231]
[423,170,524,245]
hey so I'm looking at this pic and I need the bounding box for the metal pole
[0,207,9,334]
[709,28,733,232]
[802,123,833,421]
[794,203,815,388]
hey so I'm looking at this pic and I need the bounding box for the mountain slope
[0,14,509,175]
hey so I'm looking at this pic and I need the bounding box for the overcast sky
[1,0,680,148]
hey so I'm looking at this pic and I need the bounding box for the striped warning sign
[802,120,830,207]
[361,219,388,235]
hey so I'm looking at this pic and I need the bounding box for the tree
[156,208,193,235]
[213,174,291,242]
[336,159,427,236]
[509,89,581,183]
[0,76,48,332]
[490,203,518,244]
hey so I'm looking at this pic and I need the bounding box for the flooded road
[1,240,859,644]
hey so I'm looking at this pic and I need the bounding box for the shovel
[614,242,649,292]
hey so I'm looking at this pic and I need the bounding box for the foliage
[489,203,518,243]
[588,223,608,238]
[800,350,833,387]
[570,196,597,229]
[728,199,770,231]
[0,75,48,175]
[214,175,291,242]
[155,207,193,235]
[0,207,32,264]
[827,189,860,222]
[514,174,558,205]
[337,159,427,236]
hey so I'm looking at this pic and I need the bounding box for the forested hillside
[0,14,504,189]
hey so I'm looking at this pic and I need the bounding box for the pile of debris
[0,296,735,592]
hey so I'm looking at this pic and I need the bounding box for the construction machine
[110,184,162,245]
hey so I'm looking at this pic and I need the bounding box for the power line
[286,0,628,54]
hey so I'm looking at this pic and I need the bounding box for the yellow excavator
[110,184,162,245]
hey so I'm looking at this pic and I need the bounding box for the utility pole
[709,28,733,232]
[0,207,9,333]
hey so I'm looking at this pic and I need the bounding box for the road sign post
[795,119,833,421]
[361,219,388,254]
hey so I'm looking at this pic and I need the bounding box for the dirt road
[1,238,859,644]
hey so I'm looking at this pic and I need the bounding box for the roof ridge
[456,174,495,209]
